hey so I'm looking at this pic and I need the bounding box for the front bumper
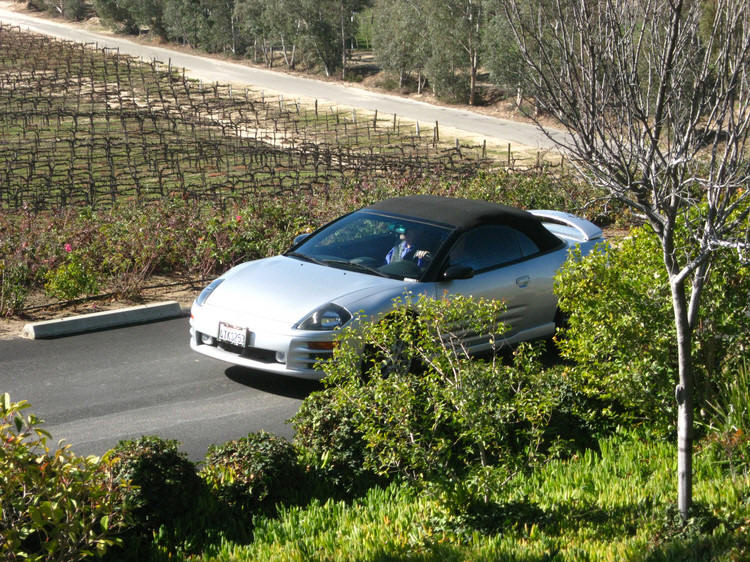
[189,304,335,380]
[189,327,331,380]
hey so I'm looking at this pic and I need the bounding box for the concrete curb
[22,301,188,339]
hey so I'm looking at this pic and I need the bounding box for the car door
[437,224,559,348]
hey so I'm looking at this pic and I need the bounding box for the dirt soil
[0,276,201,340]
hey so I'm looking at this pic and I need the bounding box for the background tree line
[18,0,558,105]
[20,0,728,108]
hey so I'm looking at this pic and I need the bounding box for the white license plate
[218,322,247,347]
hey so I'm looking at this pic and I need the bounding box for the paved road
[0,4,565,149]
[0,318,321,461]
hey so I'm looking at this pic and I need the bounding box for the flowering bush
[44,244,100,301]
[0,171,605,315]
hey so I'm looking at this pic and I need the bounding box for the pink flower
[235,215,242,222]
[64,243,73,253]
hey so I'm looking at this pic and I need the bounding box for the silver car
[189,195,603,379]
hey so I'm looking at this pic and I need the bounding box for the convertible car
[189,195,603,379]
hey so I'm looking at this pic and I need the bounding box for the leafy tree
[163,0,205,47]
[483,0,539,110]
[260,0,303,68]
[295,0,342,76]
[94,0,166,38]
[234,0,266,61]
[372,0,429,90]
[502,0,750,518]
[201,0,244,54]
[126,0,167,39]
[424,0,485,104]
[42,0,88,20]
[93,0,138,34]
[335,0,371,79]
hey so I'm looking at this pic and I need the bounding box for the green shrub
[107,436,202,533]
[0,259,31,316]
[700,360,750,476]
[292,389,383,497]
[305,295,572,492]
[44,248,100,301]
[555,225,750,432]
[200,432,306,516]
[457,169,607,218]
[0,393,128,560]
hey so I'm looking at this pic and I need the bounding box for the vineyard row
[0,25,494,212]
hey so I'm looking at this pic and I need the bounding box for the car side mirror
[293,232,311,246]
[442,265,474,280]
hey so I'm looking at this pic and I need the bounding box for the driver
[385,228,431,267]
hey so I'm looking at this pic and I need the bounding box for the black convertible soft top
[366,195,563,252]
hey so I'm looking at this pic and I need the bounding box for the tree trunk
[281,35,290,67]
[341,7,347,80]
[671,277,694,519]
[469,52,477,105]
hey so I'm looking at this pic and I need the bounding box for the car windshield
[288,211,454,281]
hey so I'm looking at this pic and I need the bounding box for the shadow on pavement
[225,366,322,400]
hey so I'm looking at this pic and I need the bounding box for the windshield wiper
[286,252,327,266]
[323,258,388,277]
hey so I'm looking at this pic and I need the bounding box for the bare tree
[503,0,750,519]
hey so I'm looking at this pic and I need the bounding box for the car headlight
[296,303,352,331]
[195,278,224,307]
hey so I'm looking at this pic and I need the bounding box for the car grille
[195,330,333,372]
[218,341,276,363]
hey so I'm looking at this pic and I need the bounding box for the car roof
[365,195,563,252]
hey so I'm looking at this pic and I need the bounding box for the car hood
[203,255,412,324]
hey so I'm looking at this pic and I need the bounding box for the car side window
[447,225,539,272]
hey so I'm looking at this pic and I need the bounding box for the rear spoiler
[530,210,603,242]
